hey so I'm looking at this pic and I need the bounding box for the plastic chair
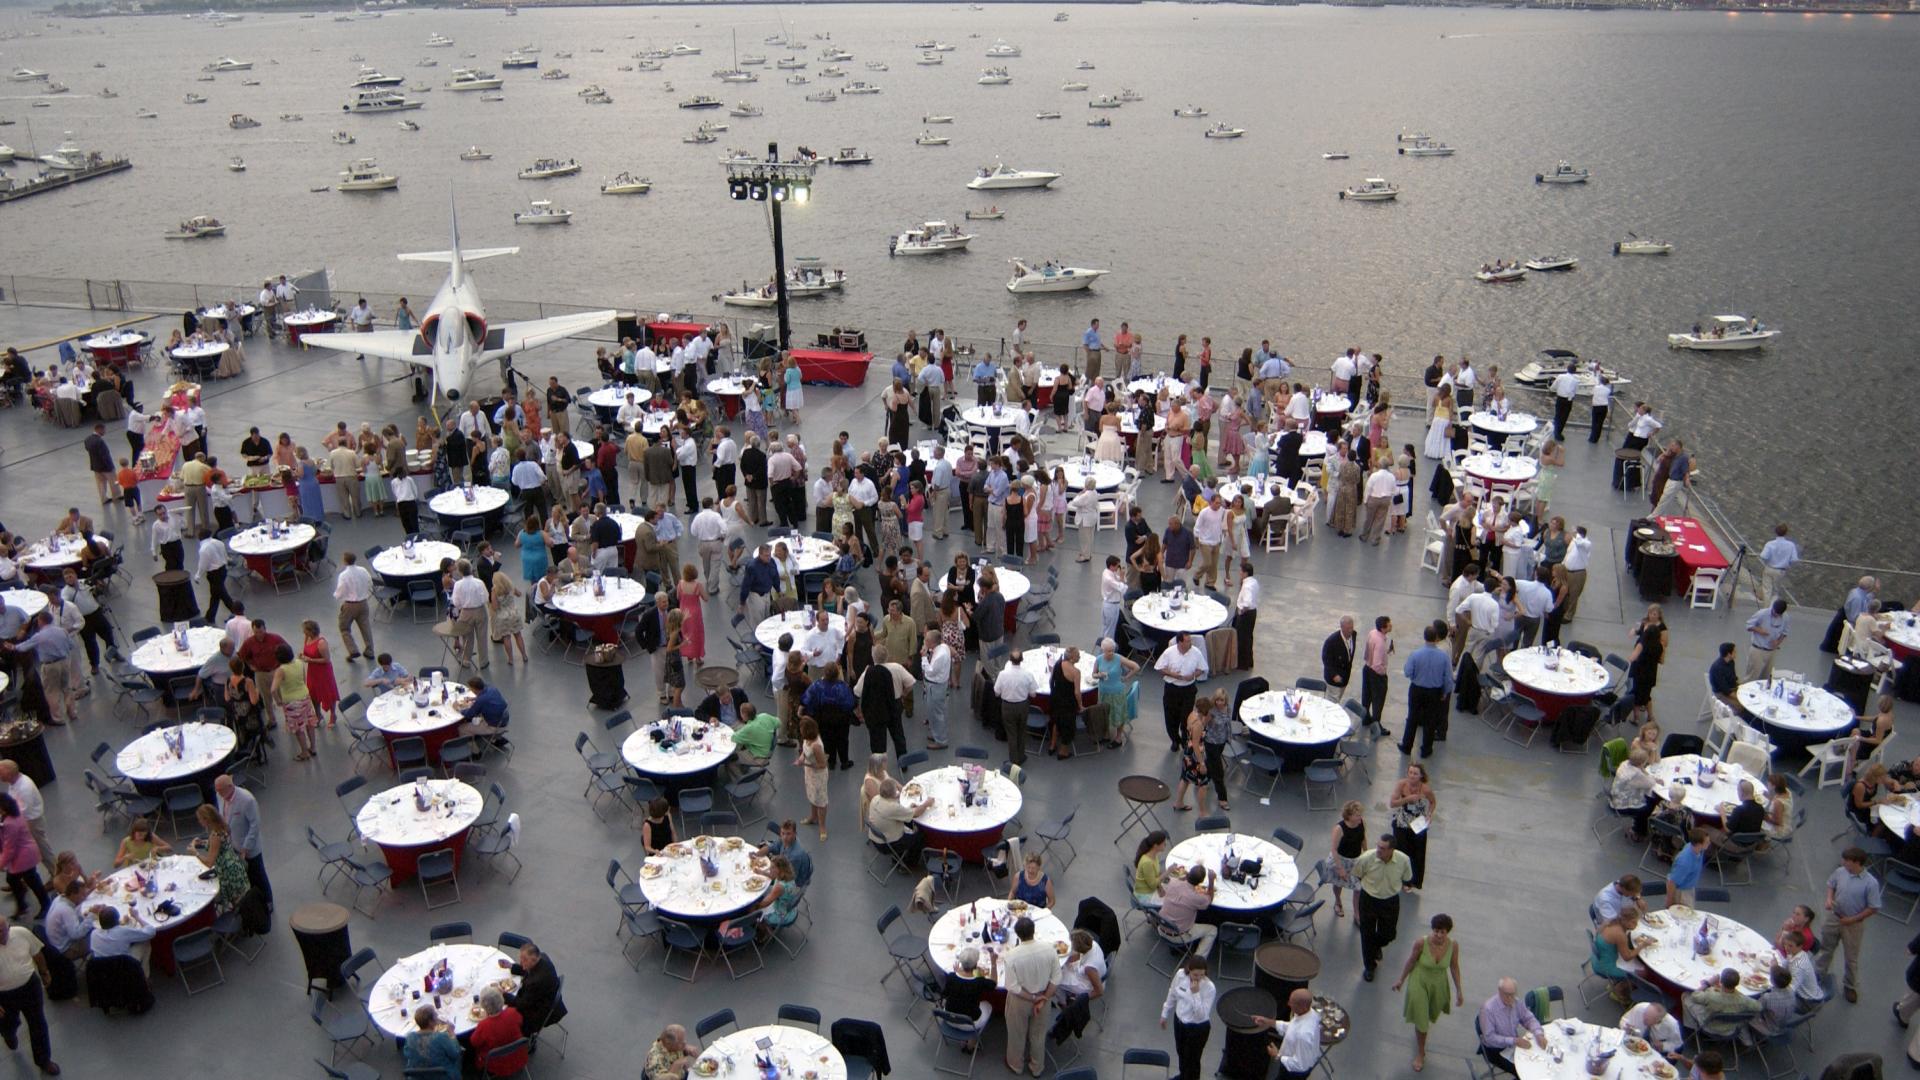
[310,990,376,1064]
[696,1008,740,1041]
[427,921,472,944]
[1214,921,1263,983]
[777,1003,822,1031]
[390,736,428,775]
[307,826,354,890]
[172,926,225,994]
[342,858,393,918]
[658,915,711,982]
[416,848,460,910]
[1122,1047,1173,1079]
[876,904,927,987]
[1035,805,1079,869]
[1194,815,1231,834]
[931,1007,981,1077]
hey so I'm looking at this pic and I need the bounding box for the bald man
[1252,988,1323,1079]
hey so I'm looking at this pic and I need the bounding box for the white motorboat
[1397,130,1430,142]
[1035,110,1061,120]
[481,93,506,102]
[541,69,571,81]
[343,90,422,113]
[923,114,953,124]
[196,74,216,83]
[1088,94,1120,108]
[1614,235,1672,256]
[786,265,846,295]
[426,33,454,48]
[236,81,255,88]
[1536,161,1589,184]
[1006,258,1107,294]
[459,146,491,160]
[166,215,226,239]
[804,90,837,103]
[728,102,763,117]
[740,54,768,66]
[601,172,651,194]
[408,83,432,94]
[978,68,1012,85]
[396,119,419,131]
[1399,138,1454,157]
[785,75,809,86]
[228,113,260,129]
[1076,60,1095,70]
[38,137,89,170]
[1204,123,1245,139]
[518,158,581,179]
[1339,178,1398,201]
[0,145,13,162]
[916,41,955,52]
[226,156,246,172]
[1513,350,1630,392]
[693,119,728,135]
[916,53,944,66]
[204,57,252,72]
[1667,315,1780,351]
[684,127,718,144]
[349,70,404,89]
[184,93,209,105]
[502,53,539,70]
[417,60,439,69]
[1086,117,1110,128]
[890,220,974,255]
[1061,81,1089,92]
[1523,255,1578,272]
[967,163,1059,190]
[669,43,702,57]
[338,158,398,191]
[820,66,847,78]
[964,206,1004,221]
[136,109,159,119]
[719,283,779,308]
[1474,261,1527,283]
[447,69,503,91]
[1173,105,1207,118]
[915,131,950,146]
[1321,151,1350,160]
[1118,88,1144,102]
[985,40,1022,57]
[582,91,613,105]
[826,146,872,165]
[865,61,889,72]
[679,95,723,109]
[10,70,49,83]
[279,113,304,122]
[842,81,880,95]
[717,70,757,83]
[777,57,807,70]
[515,199,572,225]
[43,82,70,95]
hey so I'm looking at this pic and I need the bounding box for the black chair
[1659,733,1705,759]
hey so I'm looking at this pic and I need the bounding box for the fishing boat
[820,66,847,78]
[338,158,398,191]
[1118,88,1144,102]
[38,137,92,171]
[964,206,1004,221]
[915,131,950,146]
[1339,178,1398,201]
[1397,130,1430,142]
[396,119,419,132]
[447,69,503,91]
[228,113,260,129]
[1204,123,1245,139]
[1667,315,1779,351]
[601,171,651,194]
[514,199,572,225]
[582,89,612,104]
[1086,117,1110,128]
[679,94,723,109]
[1173,105,1207,118]
[166,215,226,239]
[826,146,871,165]
[978,68,1012,85]
[1399,138,1454,157]
[916,53,944,66]
[1006,258,1107,293]
[459,146,491,160]
[1536,161,1589,184]
[890,221,974,255]
[842,81,880,95]
[804,89,837,103]
[226,156,246,171]
[923,114,953,124]
[540,69,570,81]
[728,101,763,118]
[865,61,889,72]
[786,264,847,295]
[1523,255,1578,272]
[518,158,581,179]
[184,93,209,105]
[785,75,809,86]
[683,127,718,144]
[426,33,454,48]
[1474,260,1526,283]
[1614,235,1673,256]
[501,53,539,70]
[719,282,779,308]
[1087,94,1120,108]
[967,162,1059,190]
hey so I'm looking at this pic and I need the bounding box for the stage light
[748,181,767,201]
[791,180,810,205]
[728,177,748,200]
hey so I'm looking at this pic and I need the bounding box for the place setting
[638,834,772,921]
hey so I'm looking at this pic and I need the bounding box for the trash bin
[1216,985,1277,1080]
[290,901,352,995]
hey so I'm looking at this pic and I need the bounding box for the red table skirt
[378,830,470,884]
[921,824,1008,865]
[287,318,339,346]
[1651,516,1728,595]
[241,551,309,583]
[86,343,140,369]
[791,348,873,387]
[565,611,628,644]
[384,723,461,768]
[1891,639,1919,663]
[713,393,744,419]
[150,905,217,975]
[1512,684,1595,727]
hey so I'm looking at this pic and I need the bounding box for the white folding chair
[1704,714,1737,761]
[1688,568,1724,611]
[1725,740,1770,778]
[1797,736,1856,790]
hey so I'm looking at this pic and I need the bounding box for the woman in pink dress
[1218,390,1247,473]
[300,619,341,726]
[675,564,706,667]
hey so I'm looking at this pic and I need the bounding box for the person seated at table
[190,805,251,912]
[941,945,997,1049]
[45,878,90,962]
[1750,966,1797,1037]
[1774,904,1817,955]
[1776,931,1825,1010]
[1474,976,1546,1076]
[1758,773,1797,843]
[1686,1050,1727,1080]
[1610,749,1662,843]
[403,1005,464,1080]
[1856,694,1895,759]
[1133,831,1170,909]
[46,852,96,897]
[363,653,410,694]
[644,1023,699,1080]
[640,798,675,857]
[1621,1001,1684,1057]
[1055,929,1106,1007]
[114,818,172,868]
[502,940,567,1036]
[457,677,510,740]
[467,986,528,1077]
[1592,874,1650,927]
[1008,852,1055,908]
[1705,641,1742,712]
[1683,967,1762,1029]
[88,906,157,972]
[758,819,814,889]
[1705,780,1768,853]
[866,778,926,864]
[693,685,752,728]
[1846,762,1900,836]
[752,855,802,943]
[1628,720,1662,764]
[1592,909,1648,1006]
[730,710,779,768]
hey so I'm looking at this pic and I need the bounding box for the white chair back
[1725,740,1770,778]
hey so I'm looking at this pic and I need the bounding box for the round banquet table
[367,682,473,767]
[1007,644,1098,714]
[622,719,737,797]
[938,566,1031,635]
[197,302,257,325]
[1736,678,1855,752]
[1466,410,1539,448]
[367,943,521,1039]
[226,521,316,581]
[1024,365,1066,409]
[1126,376,1191,400]
[18,534,109,583]
[1118,411,1169,440]
[549,576,648,643]
[130,626,227,680]
[0,588,49,622]
[354,778,484,882]
[1165,834,1300,918]
[169,342,229,376]
[754,610,846,652]
[695,1024,848,1080]
[587,385,655,423]
[1131,591,1229,637]
[1311,393,1351,435]
[604,511,645,571]
[1644,755,1765,821]
[1631,904,1776,998]
[80,855,220,974]
[1884,611,1920,662]
[371,540,461,585]
[1876,797,1920,837]
[1513,1019,1673,1080]
[961,404,1025,450]
[927,896,1071,1007]
[637,834,773,925]
[282,309,339,346]
[1055,457,1125,492]
[903,765,1024,862]
[427,486,510,531]
[82,330,149,368]
[116,722,236,796]
[783,535,841,576]
[1461,453,1539,491]
[1239,690,1350,770]
[1501,647,1611,725]
[1215,477,1300,515]
[705,377,749,418]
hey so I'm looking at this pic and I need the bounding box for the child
[116,458,142,524]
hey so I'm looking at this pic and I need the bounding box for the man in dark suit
[1275,429,1305,487]
[505,941,567,1042]
[1321,615,1357,702]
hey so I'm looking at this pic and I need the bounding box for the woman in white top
[1055,929,1107,1005]
[1608,747,1660,841]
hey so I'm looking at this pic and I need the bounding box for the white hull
[893,240,971,255]
[515,213,571,225]
[448,79,503,91]
[967,174,1057,190]
[338,178,398,191]
[1008,270,1105,293]
[720,292,777,307]
[1523,258,1577,272]
[1340,191,1396,201]
[1667,332,1778,351]
[1615,241,1672,256]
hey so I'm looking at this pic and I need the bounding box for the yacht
[1339,178,1398,201]
[916,53,944,66]
[1614,235,1673,256]
[501,53,539,70]
[541,69,571,81]
[889,220,974,256]
[1035,110,1061,121]
[601,172,652,194]
[514,199,572,225]
[459,146,491,160]
[678,95,722,109]
[1203,123,1245,139]
[1535,161,1590,184]
[978,68,1012,85]
[1399,138,1454,157]
[228,113,260,129]
[915,131,950,146]
[204,57,252,73]
[518,158,581,179]
[669,43,702,57]
[425,33,454,48]
[820,66,847,78]
[728,101,763,118]
[1173,105,1208,118]
[1474,261,1527,283]
[447,69,503,91]
[842,81,880,95]
[342,90,422,113]
[923,114,953,124]
[1061,81,1089,92]
[804,89,837,103]
[1118,88,1144,102]
[338,158,398,191]
[1087,117,1111,128]
[777,57,807,70]
[1668,315,1779,351]
[349,70,404,89]
[39,137,90,170]
[226,156,246,172]
[9,70,49,83]
[166,215,226,239]
[1523,255,1578,272]
[184,93,209,105]
[966,162,1060,190]
[985,40,1021,57]
[1088,94,1120,108]
[1007,258,1107,294]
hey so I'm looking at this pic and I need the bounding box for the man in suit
[505,941,567,1043]
[1320,615,1357,702]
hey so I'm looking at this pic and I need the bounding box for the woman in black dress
[1626,603,1667,726]
[1004,483,1025,560]
[1048,647,1082,760]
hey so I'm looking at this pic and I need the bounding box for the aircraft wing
[299,330,426,364]
[487,310,618,357]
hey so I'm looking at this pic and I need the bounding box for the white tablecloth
[428,487,509,517]
[367,943,521,1038]
[0,588,48,621]
[1298,431,1329,458]
[1313,393,1351,415]
[198,303,257,321]
[1165,834,1300,913]
[117,722,236,782]
[80,855,220,931]
[962,405,1026,432]
[1132,592,1229,634]
[84,331,147,350]
[283,310,339,329]
[1240,691,1349,746]
[372,541,461,580]
[906,765,1024,834]
[1055,458,1125,492]
[171,342,229,361]
[551,576,648,618]
[19,534,107,571]
[1468,411,1539,437]
[587,386,654,410]
[695,1025,847,1080]
[606,511,644,543]
[706,378,749,397]
[1119,412,1169,436]
[1885,612,1920,655]
[785,536,840,574]
[755,610,846,651]
[1736,679,1854,735]
[1876,797,1920,836]
[638,835,771,919]
[623,719,737,777]
[367,684,472,736]
[356,778,483,849]
[226,522,315,557]
[938,566,1031,605]
[1126,377,1190,399]
[1634,906,1776,995]
[927,897,1070,986]
[1216,477,1299,513]
[1513,1020,1669,1080]
[1010,644,1099,700]
[1503,648,1610,697]
[1462,454,1539,486]
[130,626,227,677]
[1645,755,1764,819]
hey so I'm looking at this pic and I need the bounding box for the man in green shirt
[1682,968,1761,1029]
[732,711,779,765]
[1351,835,1413,981]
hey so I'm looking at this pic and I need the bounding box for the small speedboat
[1397,130,1430,142]
[1203,123,1245,139]
[916,52,944,66]
[1474,261,1527,283]
[889,220,974,255]
[331,130,356,145]
[827,146,872,165]
[1086,117,1110,128]
[785,75,809,85]
[480,92,506,102]
[1513,349,1630,392]
[278,112,303,122]
[915,131,950,146]
[1075,60,1095,70]
[1523,255,1578,272]
[396,119,419,131]
[967,163,1060,190]
[683,127,718,143]
[460,146,491,160]
[804,89,837,103]
[518,158,581,179]
[1321,151,1350,160]
[978,67,1012,85]
[964,206,1004,221]
[184,93,208,104]
[1061,81,1089,92]
[1614,235,1673,256]
[1173,105,1207,118]
[601,171,651,194]
[1339,178,1398,201]
[228,113,260,129]
[1667,315,1779,351]
[135,109,159,119]
[1536,160,1589,184]
[514,199,572,225]
[1087,94,1119,108]
[1399,138,1454,157]
[1035,110,1060,120]
[166,215,226,239]
[679,94,723,110]
[728,102,762,117]
[1118,88,1144,102]
[1006,257,1106,293]
[842,82,880,95]
[923,114,953,124]
[225,156,247,172]
[718,283,779,308]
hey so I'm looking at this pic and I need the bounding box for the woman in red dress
[300,619,341,727]
[675,564,706,668]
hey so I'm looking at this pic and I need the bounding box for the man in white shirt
[1192,495,1226,590]
[332,551,375,660]
[0,762,52,874]
[1455,359,1477,408]
[52,380,81,403]
[389,470,421,536]
[992,655,1039,767]
[1456,586,1502,665]
[1549,362,1581,441]
[615,392,646,427]
[256,281,278,340]
[195,527,239,623]
[1099,556,1128,644]
[448,562,490,669]
[710,429,739,496]
[1615,402,1663,489]
[1588,375,1613,444]
[1285,386,1312,429]
[1330,350,1356,395]
[348,297,374,359]
[149,503,185,571]
[1501,515,1536,584]
[1233,566,1261,671]
[1620,1002,1683,1055]
[274,276,299,320]
[1254,989,1324,1080]
[224,604,252,652]
[689,499,728,593]
[1003,917,1059,1077]
[1511,576,1555,651]
[919,630,954,749]
[926,448,953,541]
[1560,527,1593,622]
[672,430,699,514]
[848,469,880,562]
[457,402,493,443]
[1154,633,1209,752]
[801,610,844,679]
[1361,460,1397,544]
[1755,524,1799,603]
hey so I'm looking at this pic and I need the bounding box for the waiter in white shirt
[333,551,375,660]
[1561,526,1593,622]
[1587,374,1613,445]
[1154,632,1209,751]
[1253,989,1325,1080]
[1549,362,1581,441]
[194,527,239,623]
[689,499,728,593]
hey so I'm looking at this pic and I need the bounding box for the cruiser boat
[1007,258,1107,293]
[1204,123,1245,139]
[1399,138,1454,157]
[978,68,1012,85]
[601,172,651,194]
[447,69,503,91]
[459,146,491,160]
[226,156,246,171]
[923,114,953,124]
[785,75,809,86]
[228,113,260,129]
[514,199,572,225]
[9,70,49,83]
[776,57,807,70]
[1321,151,1350,160]
[740,54,768,66]
[396,119,419,131]
[964,206,1004,220]
[1668,315,1779,351]
[1118,88,1144,102]
[184,93,209,104]
[889,220,974,255]
[917,53,944,66]
[819,67,847,78]
[985,40,1021,57]
[338,158,398,190]
[1173,105,1207,118]
[1075,60,1095,70]
[719,283,779,308]
[864,61,888,72]
[1339,178,1398,201]
[501,53,538,70]
[786,265,846,295]
[1088,94,1120,108]
[519,158,581,178]
[826,146,871,165]
[1087,117,1110,128]
[425,33,454,47]
[350,70,404,89]
[1536,161,1589,184]
[1035,110,1061,120]
[1474,260,1526,283]
[1513,350,1629,392]
[684,127,718,144]
[915,131,950,146]
[967,162,1059,190]
[669,43,702,56]
[39,137,90,170]
[804,89,837,103]
[279,113,304,122]
[1523,255,1578,272]
[728,101,763,118]
[1614,235,1673,256]
[541,69,570,81]
[166,215,226,239]
[679,95,722,109]
[1061,81,1089,92]
[343,90,422,114]
[204,57,252,72]
[842,82,880,95]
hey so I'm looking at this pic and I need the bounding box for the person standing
[58,568,112,679]
[1361,455,1397,545]
[920,630,953,750]
[0,920,58,1075]
[990,654,1035,767]
[214,775,271,914]
[1560,525,1593,622]
[449,561,490,670]
[149,503,185,571]
[1251,989,1324,1080]
[1393,914,1464,1074]
[1353,834,1414,982]
[1100,556,1128,644]
[11,614,77,726]
[1001,916,1057,1078]
[1817,847,1881,1004]
[1389,764,1436,890]
[1587,373,1612,444]
[1613,402,1662,489]
[333,551,374,660]
[1155,632,1209,753]
[1549,363,1580,442]
[1081,318,1105,382]
[1754,524,1799,603]
[1191,495,1225,590]
[1233,562,1259,671]
[1399,625,1454,758]
[194,528,238,623]
[1160,956,1217,1080]
[1744,598,1789,681]
[0,764,50,876]
[1321,616,1357,701]
[1362,616,1394,737]
[84,423,116,506]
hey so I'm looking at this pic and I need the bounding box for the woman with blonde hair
[190,804,251,911]
[489,571,528,664]
[274,641,318,761]
[1328,801,1366,917]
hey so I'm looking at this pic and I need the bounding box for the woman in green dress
[1392,912,1464,1072]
